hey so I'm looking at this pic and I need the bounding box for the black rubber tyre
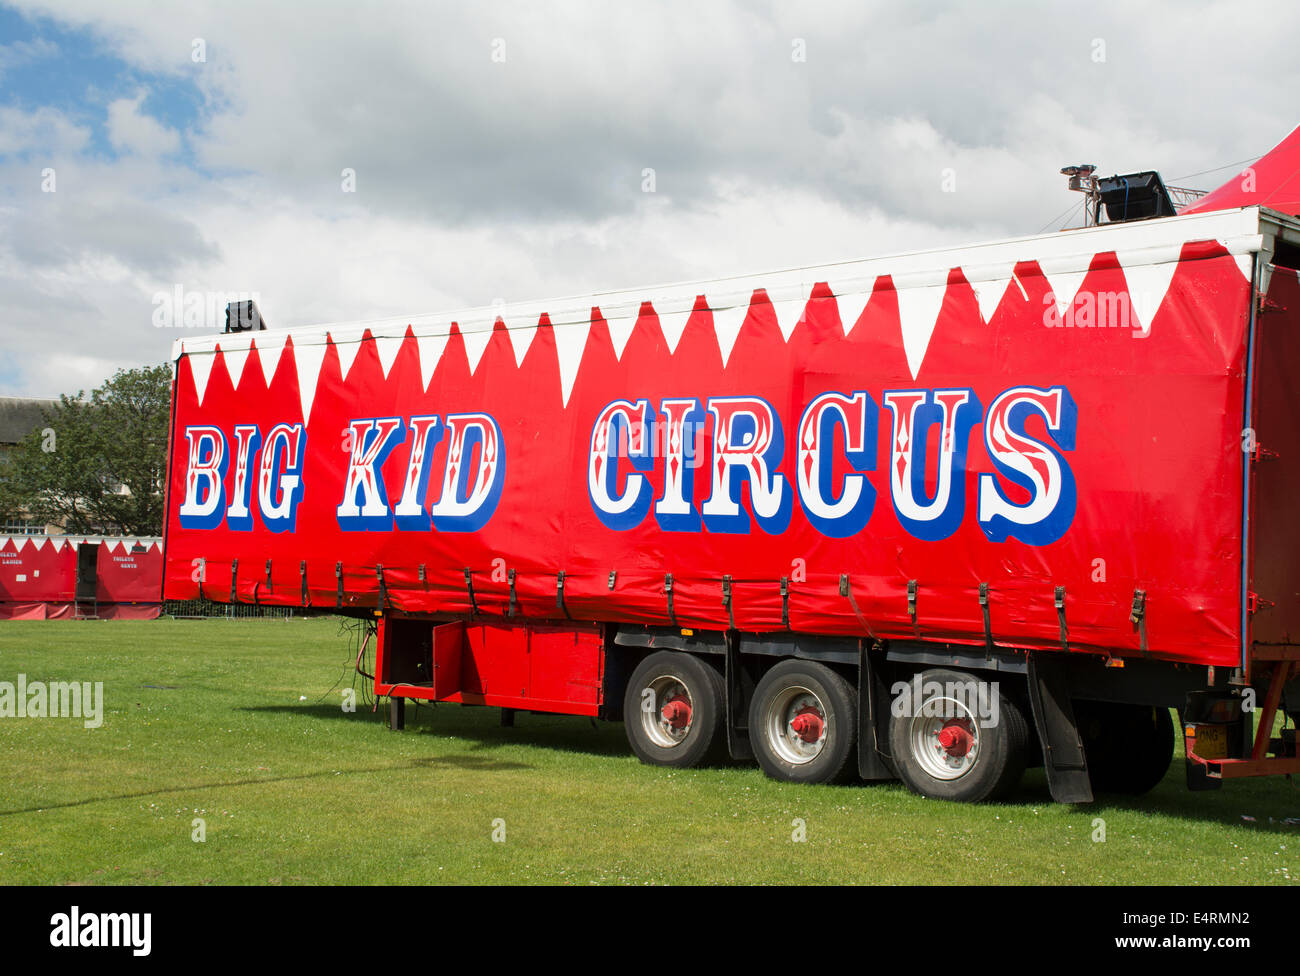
[888,668,1028,803]
[748,660,857,784]
[623,651,725,768]
[1076,701,1174,795]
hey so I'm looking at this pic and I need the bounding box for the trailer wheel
[1076,701,1174,795]
[623,651,724,768]
[749,660,857,784]
[889,669,1027,803]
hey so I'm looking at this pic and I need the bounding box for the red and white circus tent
[0,535,163,620]
[1183,123,1300,217]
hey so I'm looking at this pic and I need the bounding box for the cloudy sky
[0,0,1295,398]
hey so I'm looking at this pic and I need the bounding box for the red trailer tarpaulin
[160,204,1300,669]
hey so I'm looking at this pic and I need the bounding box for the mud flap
[724,632,754,761]
[1026,653,1093,803]
[858,641,896,781]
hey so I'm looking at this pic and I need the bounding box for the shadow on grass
[243,702,636,760]
[246,701,756,772]
[240,705,1300,831]
[0,753,533,818]
[997,767,1300,834]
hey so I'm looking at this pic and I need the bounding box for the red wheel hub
[790,708,825,743]
[661,696,692,730]
[936,720,974,757]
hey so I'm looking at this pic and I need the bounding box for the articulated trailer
[162,138,1300,803]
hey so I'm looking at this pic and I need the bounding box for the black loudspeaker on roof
[225,300,267,333]
[1096,171,1179,222]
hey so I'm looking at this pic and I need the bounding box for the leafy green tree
[0,458,27,526]
[0,365,171,536]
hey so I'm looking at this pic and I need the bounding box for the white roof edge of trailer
[172,205,1267,361]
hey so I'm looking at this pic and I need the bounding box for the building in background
[0,396,61,535]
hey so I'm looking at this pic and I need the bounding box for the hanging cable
[1167,154,1263,184]
[1036,198,1083,235]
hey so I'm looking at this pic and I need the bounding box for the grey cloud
[4,195,217,277]
[13,1,1300,233]
[1,0,1298,398]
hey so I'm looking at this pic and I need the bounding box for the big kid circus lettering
[177,384,1075,545]
[588,385,1076,545]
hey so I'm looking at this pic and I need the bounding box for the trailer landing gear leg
[389,696,405,731]
[501,708,516,728]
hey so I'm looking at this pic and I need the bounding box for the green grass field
[0,617,1297,885]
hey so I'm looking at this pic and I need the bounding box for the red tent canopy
[1183,124,1300,217]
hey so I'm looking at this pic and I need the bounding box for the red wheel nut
[936,724,972,757]
[661,698,691,729]
[790,711,824,743]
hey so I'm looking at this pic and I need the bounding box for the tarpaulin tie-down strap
[1054,585,1068,654]
[463,568,478,615]
[265,558,273,591]
[417,563,426,583]
[980,583,993,653]
[839,574,874,639]
[664,573,676,626]
[230,558,239,604]
[376,564,387,611]
[907,579,918,629]
[1130,589,1149,656]
[335,561,343,608]
[197,557,205,601]
[300,560,309,607]
[556,571,569,618]
[722,575,735,630]
[507,568,517,618]
[780,577,790,630]
[607,570,617,590]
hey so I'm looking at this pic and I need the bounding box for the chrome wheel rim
[764,684,828,765]
[641,675,694,748]
[909,692,981,781]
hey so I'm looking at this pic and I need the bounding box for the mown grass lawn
[0,617,1297,885]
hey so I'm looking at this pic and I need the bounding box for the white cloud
[0,36,57,79]
[0,105,90,155]
[105,91,181,156]
[0,0,1298,397]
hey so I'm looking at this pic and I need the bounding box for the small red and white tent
[0,536,163,620]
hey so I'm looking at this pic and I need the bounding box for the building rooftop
[0,396,59,445]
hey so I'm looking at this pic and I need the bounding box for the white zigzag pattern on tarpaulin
[174,210,1263,423]
[183,262,1217,422]
[0,536,161,553]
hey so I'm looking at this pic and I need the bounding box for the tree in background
[0,365,171,536]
